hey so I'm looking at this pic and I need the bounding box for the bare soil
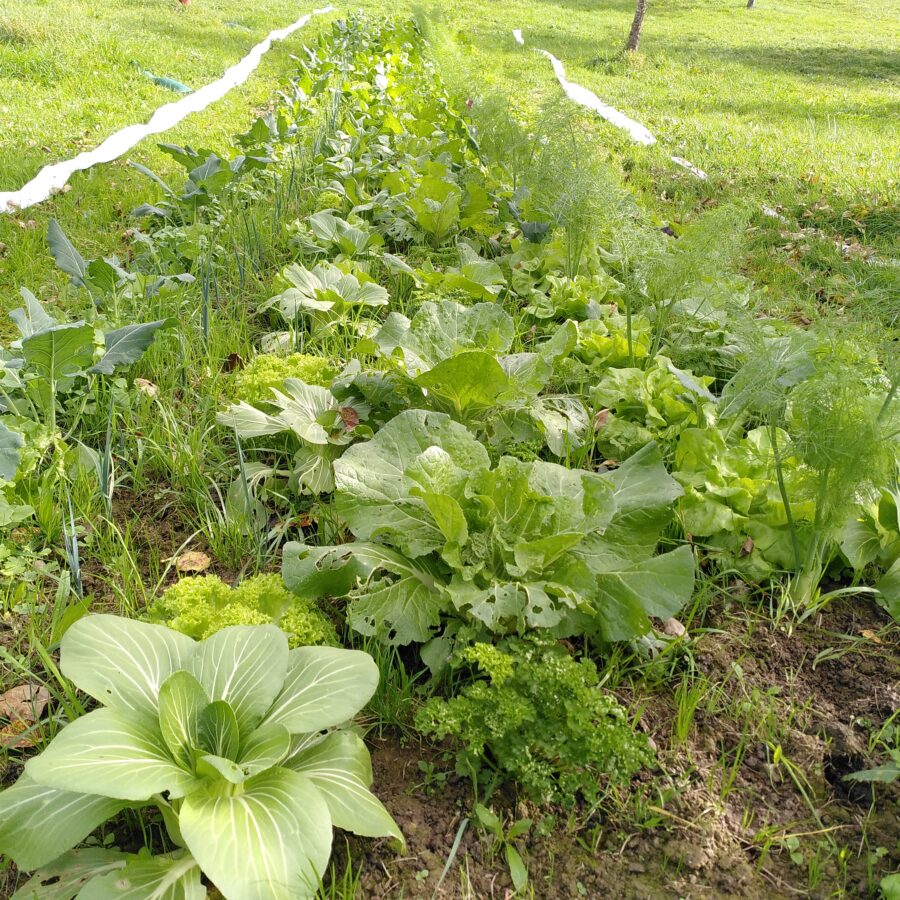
[339,598,899,899]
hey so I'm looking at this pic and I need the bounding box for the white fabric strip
[670,155,708,180]
[516,31,708,181]
[537,49,657,146]
[1,6,334,214]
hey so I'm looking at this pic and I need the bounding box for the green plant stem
[769,423,801,571]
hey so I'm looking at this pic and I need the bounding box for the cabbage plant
[0,616,401,900]
[285,410,693,659]
[364,300,588,455]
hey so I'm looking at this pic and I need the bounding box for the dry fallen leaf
[663,618,686,638]
[593,408,610,431]
[860,629,883,644]
[0,720,35,750]
[0,683,50,723]
[176,550,212,573]
[339,406,360,429]
[0,683,50,748]
[135,378,159,398]
[740,536,754,556]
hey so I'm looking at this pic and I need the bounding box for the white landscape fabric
[537,49,657,147]
[0,6,335,214]
[516,31,708,180]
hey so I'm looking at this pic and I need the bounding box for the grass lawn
[0,0,334,315]
[0,0,329,190]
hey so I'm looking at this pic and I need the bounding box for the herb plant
[417,635,653,805]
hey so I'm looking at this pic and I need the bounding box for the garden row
[0,14,897,899]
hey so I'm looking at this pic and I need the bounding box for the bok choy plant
[0,616,401,900]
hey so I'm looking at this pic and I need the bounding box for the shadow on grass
[668,43,900,83]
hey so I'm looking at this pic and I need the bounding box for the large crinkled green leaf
[349,567,448,645]
[599,443,684,561]
[473,458,614,549]
[0,776,127,870]
[25,708,192,802]
[499,352,553,396]
[180,768,332,900]
[585,545,696,642]
[528,460,615,536]
[11,848,129,900]
[283,541,447,645]
[414,351,511,420]
[283,542,381,601]
[262,646,379,733]
[447,578,577,631]
[284,532,448,648]
[61,615,195,717]
[370,301,514,376]
[76,852,205,900]
[289,730,403,843]
[334,409,489,558]
[189,626,287,734]
[532,395,590,457]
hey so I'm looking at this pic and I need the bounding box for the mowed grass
[0,0,333,316]
[0,0,326,189]
[0,0,897,322]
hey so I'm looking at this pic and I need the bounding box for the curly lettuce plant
[231,353,338,407]
[674,426,810,580]
[0,616,401,900]
[417,635,653,805]
[148,573,338,647]
[285,410,693,665]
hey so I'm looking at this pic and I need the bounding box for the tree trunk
[626,0,647,52]
[746,0,755,7]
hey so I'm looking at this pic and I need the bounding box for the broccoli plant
[0,616,401,900]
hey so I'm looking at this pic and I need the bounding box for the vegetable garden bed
[0,11,897,900]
